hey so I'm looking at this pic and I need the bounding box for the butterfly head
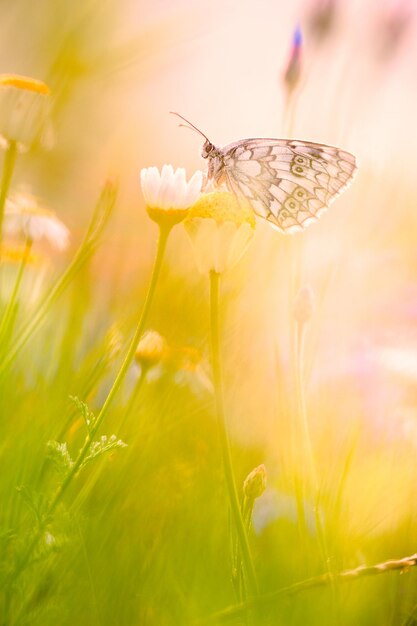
[201,140,217,159]
[170,112,219,160]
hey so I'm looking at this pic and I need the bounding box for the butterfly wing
[219,138,357,233]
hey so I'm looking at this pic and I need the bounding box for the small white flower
[4,192,70,250]
[0,74,53,151]
[140,165,203,227]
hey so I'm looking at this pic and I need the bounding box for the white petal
[185,170,203,205]
[172,168,187,208]
[158,169,174,209]
[141,165,203,211]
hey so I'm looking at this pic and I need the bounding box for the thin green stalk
[4,224,171,593]
[0,237,32,346]
[200,552,417,624]
[209,270,258,599]
[0,140,17,247]
[235,495,256,608]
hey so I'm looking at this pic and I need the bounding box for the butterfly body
[201,136,357,233]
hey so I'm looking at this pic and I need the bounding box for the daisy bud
[293,285,315,325]
[243,464,267,501]
[135,330,167,371]
[184,191,255,274]
[140,165,203,228]
[0,74,52,151]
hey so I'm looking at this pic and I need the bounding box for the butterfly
[172,113,357,234]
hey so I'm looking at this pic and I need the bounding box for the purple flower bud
[283,25,303,94]
[293,24,303,49]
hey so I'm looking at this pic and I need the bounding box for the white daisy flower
[140,165,203,227]
[4,192,70,250]
[184,191,256,274]
[0,74,53,151]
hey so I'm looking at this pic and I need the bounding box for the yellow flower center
[15,204,55,218]
[186,191,256,227]
[0,74,50,95]
[0,245,40,265]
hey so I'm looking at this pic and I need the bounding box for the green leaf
[80,435,127,470]
[69,395,96,433]
[47,441,74,477]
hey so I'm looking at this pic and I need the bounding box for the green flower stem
[0,140,17,249]
[234,495,256,604]
[5,224,171,592]
[0,237,32,345]
[209,270,258,599]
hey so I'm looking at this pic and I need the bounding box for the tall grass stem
[209,270,258,599]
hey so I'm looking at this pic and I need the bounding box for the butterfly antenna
[170,112,210,143]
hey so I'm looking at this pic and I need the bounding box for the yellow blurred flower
[4,192,70,250]
[135,330,168,371]
[133,332,212,392]
[184,191,256,274]
[140,165,203,228]
[166,344,213,393]
[0,74,52,151]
